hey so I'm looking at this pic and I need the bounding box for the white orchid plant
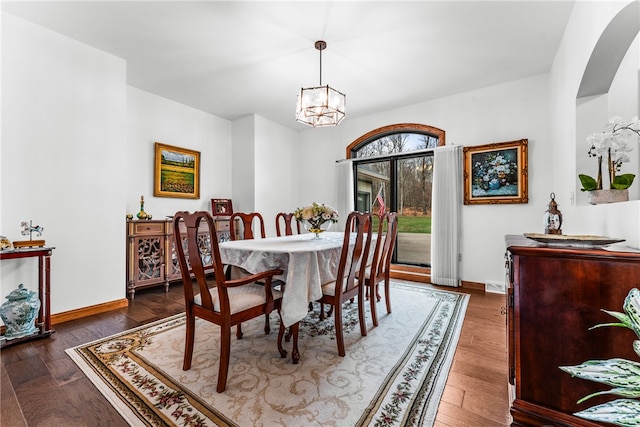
[579,117,640,191]
[559,288,640,426]
[293,202,339,231]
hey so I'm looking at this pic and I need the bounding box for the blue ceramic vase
[0,284,40,339]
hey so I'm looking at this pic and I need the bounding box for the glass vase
[304,220,332,239]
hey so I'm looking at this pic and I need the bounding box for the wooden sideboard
[505,235,640,426]
[126,217,236,299]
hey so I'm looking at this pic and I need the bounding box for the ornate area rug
[66,282,468,427]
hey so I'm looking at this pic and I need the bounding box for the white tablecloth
[218,232,349,327]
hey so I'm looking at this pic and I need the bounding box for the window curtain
[336,159,354,231]
[431,145,462,287]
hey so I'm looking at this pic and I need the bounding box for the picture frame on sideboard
[211,199,233,216]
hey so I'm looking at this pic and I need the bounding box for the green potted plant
[579,117,639,204]
[559,288,640,426]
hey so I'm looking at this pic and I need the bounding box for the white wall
[298,74,552,286]
[126,87,232,218]
[254,115,299,237]
[1,13,234,314]
[1,13,127,312]
[550,0,640,248]
[231,114,300,237]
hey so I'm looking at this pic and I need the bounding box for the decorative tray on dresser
[523,232,625,248]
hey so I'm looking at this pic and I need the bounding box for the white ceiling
[1,1,576,130]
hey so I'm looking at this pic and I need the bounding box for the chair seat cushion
[194,284,283,314]
[321,277,360,297]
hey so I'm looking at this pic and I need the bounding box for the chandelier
[295,40,346,127]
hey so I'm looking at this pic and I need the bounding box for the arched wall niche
[575,0,639,205]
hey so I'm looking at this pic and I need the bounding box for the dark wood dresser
[505,235,640,426]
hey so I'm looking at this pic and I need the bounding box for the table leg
[44,255,51,332]
[290,321,300,364]
[277,321,287,358]
[37,255,44,333]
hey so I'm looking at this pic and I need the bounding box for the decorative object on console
[293,202,339,239]
[211,198,233,216]
[296,40,346,127]
[0,284,41,340]
[579,117,639,203]
[136,195,151,220]
[12,220,45,248]
[543,192,562,235]
[463,139,528,205]
[0,236,12,251]
[560,287,640,427]
[153,142,200,199]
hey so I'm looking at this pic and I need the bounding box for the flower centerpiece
[579,117,639,203]
[293,202,339,239]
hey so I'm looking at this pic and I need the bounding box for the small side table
[0,247,55,348]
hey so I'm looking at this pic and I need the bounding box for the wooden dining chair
[275,212,301,236]
[173,211,283,393]
[229,212,266,240]
[317,211,372,357]
[364,212,398,327]
[228,211,275,336]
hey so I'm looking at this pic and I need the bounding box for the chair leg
[217,326,232,393]
[236,324,243,339]
[264,313,271,335]
[369,284,379,327]
[384,278,392,314]
[359,292,368,337]
[376,283,382,302]
[183,314,195,370]
[334,303,345,357]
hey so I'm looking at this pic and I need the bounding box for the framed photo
[211,199,233,216]
[154,142,200,199]
[463,139,528,205]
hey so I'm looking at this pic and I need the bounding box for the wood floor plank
[1,365,27,427]
[436,400,510,427]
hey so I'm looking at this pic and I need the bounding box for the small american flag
[375,187,385,215]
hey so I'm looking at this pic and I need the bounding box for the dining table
[218,231,375,363]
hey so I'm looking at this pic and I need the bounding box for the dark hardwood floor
[1,281,509,426]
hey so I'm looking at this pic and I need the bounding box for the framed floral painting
[463,139,528,205]
[154,142,200,199]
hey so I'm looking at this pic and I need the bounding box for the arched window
[347,124,445,269]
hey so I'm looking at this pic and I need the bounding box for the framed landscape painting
[154,142,200,199]
[463,139,528,205]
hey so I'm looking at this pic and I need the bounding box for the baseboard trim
[391,265,487,292]
[460,280,485,291]
[51,298,129,325]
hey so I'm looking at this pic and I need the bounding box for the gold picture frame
[154,142,200,199]
[463,139,528,205]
